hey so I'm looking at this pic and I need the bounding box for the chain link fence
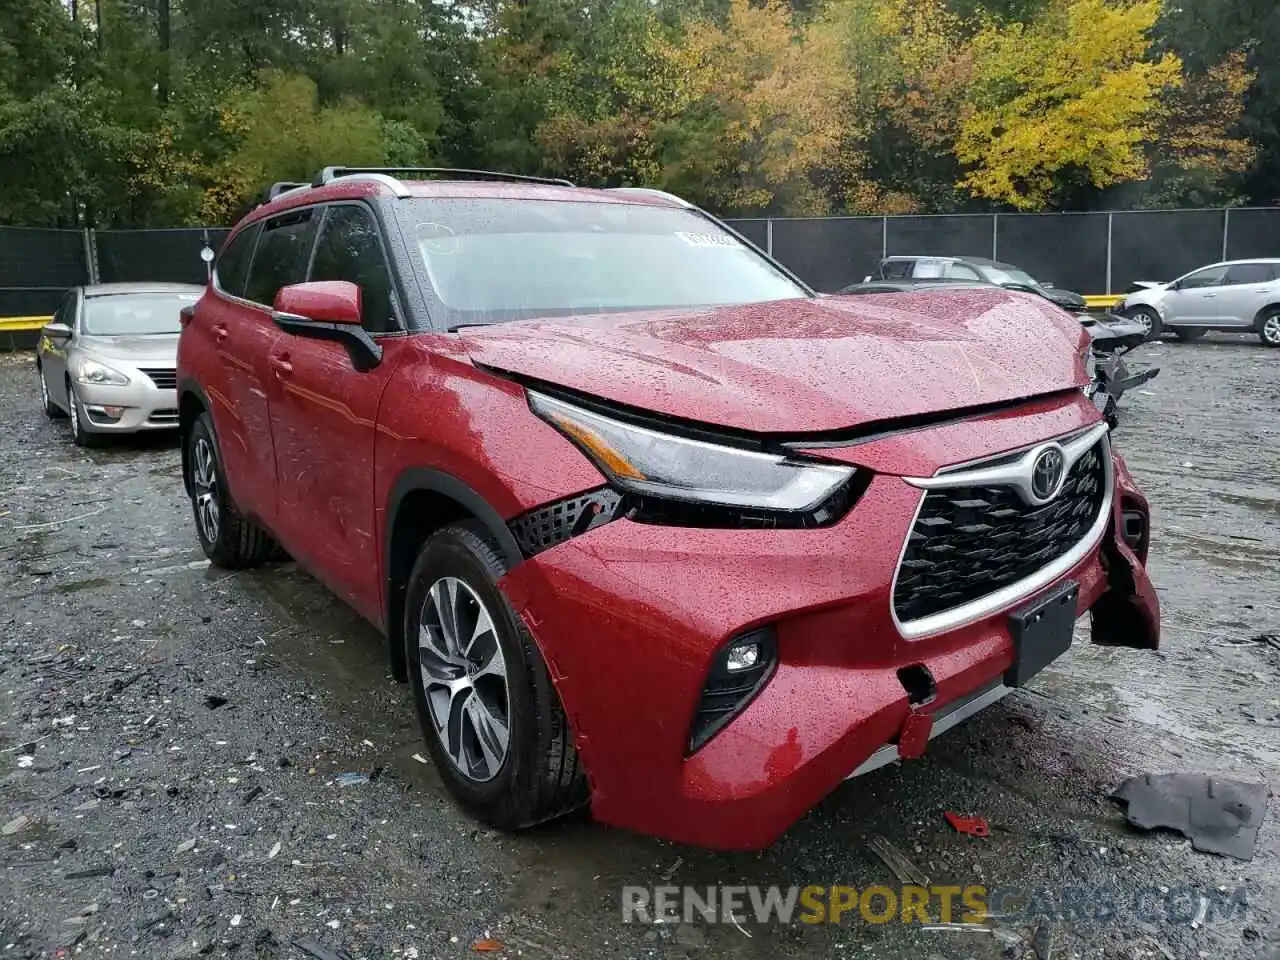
[2,208,1276,318]
[725,207,1280,295]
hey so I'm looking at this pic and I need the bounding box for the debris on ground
[866,834,930,885]
[943,811,990,837]
[471,940,503,953]
[1111,773,1270,861]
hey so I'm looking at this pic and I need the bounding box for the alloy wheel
[418,576,511,783]
[1264,314,1280,346]
[67,385,80,435]
[191,436,221,543]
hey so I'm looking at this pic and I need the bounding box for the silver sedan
[36,283,205,445]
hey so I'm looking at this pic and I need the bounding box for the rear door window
[243,210,317,307]
[1223,262,1274,286]
[215,223,260,299]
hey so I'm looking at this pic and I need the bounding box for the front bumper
[500,409,1160,851]
[76,379,179,432]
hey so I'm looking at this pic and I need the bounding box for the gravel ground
[0,336,1277,960]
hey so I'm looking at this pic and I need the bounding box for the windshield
[82,293,198,336]
[979,265,1040,288]
[405,198,809,325]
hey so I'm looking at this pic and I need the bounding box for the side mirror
[1168,280,1181,291]
[43,322,73,340]
[271,281,381,372]
[273,281,362,325]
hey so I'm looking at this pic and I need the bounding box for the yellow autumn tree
[659,0,865,215]
[955,0,1181,209]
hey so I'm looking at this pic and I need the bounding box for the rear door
[264,201,406,623]
[200,210,315,527]
[1214,261,1279,326]
[1163,264,1228,325]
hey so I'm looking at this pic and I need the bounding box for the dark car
[867,256,1088,311]
[175,166,1160,851]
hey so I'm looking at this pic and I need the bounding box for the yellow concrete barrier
[0,316,52,333]
[1084,295,1124,310]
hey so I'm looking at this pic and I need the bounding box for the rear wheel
[405,521,587,830]
[1257,309,1280,348]
[1169,327,1205,343]
[186,412,277,568]
[1125,306,1163,341]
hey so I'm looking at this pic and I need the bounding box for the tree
[954,0,1181,210]
[201,70,393,222]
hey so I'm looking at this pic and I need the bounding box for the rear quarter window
[215,223,260,299]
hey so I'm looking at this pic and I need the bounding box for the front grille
[893,441,1108,625]
[139,368,177,390]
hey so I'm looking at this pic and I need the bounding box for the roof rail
[262,181,309,203]
[604,187,694,208]
[312,166,575,190]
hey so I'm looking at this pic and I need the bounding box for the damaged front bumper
[500,417,1160,850]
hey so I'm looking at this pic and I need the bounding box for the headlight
[78,359,130,386]
[528,391,856,512]
[1083,346,1099,382]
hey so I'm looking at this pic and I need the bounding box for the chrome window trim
[891,423,1113,641]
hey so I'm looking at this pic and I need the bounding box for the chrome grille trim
[891,423,1114,641]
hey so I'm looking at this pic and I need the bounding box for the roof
[83,282,206,298]
[241,169,688,228]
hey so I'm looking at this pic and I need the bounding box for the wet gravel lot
[1,337,1277,960]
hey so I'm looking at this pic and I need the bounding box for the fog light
[687,627,779,754]
[102,405,125,418]
[726,641,760,672]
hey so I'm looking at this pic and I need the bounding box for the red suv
[176,167,1160,850]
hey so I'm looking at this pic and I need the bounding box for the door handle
[270,355,293,377]
[213,323,229,342]
[1203,293,1217,298]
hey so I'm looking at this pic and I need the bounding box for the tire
[404,521,587,831]
[1257,308,1280,348]
[186,412,277,568]
[1126,306,1163,341]
[1169,327,1205,343]
[38,364,64,418]
[66,381,100,447]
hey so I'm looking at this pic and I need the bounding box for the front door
[265,202,407,624]
[1163,264,1228,325]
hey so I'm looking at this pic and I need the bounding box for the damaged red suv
[176,167,1160,850]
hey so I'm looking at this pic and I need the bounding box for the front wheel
[405,522,588,831]
[186,413,277,568]
[1125,307,1163,341]
[66,381,100,447]
[1257,309,1280,348]
[38,364,64,418]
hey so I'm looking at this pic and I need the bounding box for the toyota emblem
[1031,446,1066,502]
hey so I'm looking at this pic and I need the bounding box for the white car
[36,283,204,445]
[1115,258,1280,346]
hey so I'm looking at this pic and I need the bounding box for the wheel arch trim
[383,467,525,681]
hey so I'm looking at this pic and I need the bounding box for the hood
[80,333,179,365]
[460,290,1090,434]
[1045,287,1087,309]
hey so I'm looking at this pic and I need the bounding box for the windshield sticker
[674,232,742,249]
[418,222,460,256]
